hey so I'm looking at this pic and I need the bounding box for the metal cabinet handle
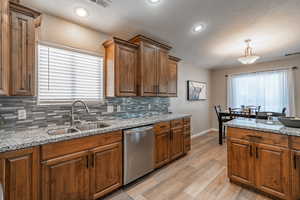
[256,147,259,159]
[294,154,297,169]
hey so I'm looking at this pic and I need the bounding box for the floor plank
[103,132,272,200]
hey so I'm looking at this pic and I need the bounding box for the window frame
[36,42,105,105]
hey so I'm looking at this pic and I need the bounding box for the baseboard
[191,128,218,139]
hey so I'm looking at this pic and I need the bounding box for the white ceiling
[22,0,300,68]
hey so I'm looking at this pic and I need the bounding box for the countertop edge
[0,114,192,153]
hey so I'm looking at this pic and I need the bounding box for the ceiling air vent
[88,0,112,7]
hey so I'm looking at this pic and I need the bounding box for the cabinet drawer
[184,118,191,126]
[291,136,300,150]
[41,131,122,160]
[228,127,288,148]
[154,121,170,135]
[171,119,183,129]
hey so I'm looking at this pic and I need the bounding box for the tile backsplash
[0,96,170,132]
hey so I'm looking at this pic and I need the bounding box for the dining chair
[256,110,286,120]
[215,105,232,140]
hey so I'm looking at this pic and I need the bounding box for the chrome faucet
[70,100,90,127]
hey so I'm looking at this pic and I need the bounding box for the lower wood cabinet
[90,142,122,200]
[292,150,300,200]
[155,130,170,168]
[154,118,188,168]
[228,138,254,186]
[0,147,40,200]
[255,143,290,200]
[228,127,291,200]
[41,131,122,200]
[41,151,90,200]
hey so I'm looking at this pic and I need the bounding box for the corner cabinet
[103,37,139,97]
[0,147,40,200]
[0,0,9,95]
[10,2,41,96]
[227,128,291,200]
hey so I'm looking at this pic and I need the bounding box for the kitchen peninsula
[225,118,300,200]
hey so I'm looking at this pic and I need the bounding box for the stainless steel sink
[76,122,111,131]
[47,122,111,135]
[47,127,80,135]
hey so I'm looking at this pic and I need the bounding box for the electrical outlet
[107,105,114,113]
[18,109,27,120]
[148,104,152,110]
[117,105,121,112]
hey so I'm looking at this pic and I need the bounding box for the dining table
[218,109,257,145]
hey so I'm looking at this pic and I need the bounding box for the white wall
[170,62,211,135]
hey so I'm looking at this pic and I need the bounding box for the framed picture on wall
[187,81,207,101]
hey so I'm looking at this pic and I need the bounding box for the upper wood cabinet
[167,56,180,97]
[103,37,139,97]
[157,49,169,96]
[0,147,40,200]
[10,2,41,96]
[0,0,9,95]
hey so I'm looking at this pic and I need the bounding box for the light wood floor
[103,132,272,200]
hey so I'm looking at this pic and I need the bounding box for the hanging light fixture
[238,39,260,64]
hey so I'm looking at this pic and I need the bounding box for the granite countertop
[225,118,300,137]
[0,113,191,153]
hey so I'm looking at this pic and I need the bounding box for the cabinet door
[0,147,39,200]
[116,44,137,96]
[167,59,177,96]
[157,49,169,96]
[255,143,290,200]
[0,0,9,95]
[155,131,170,168]
[41,151,90,200]
[10,11,36,96]
[227,138,254,186]
[90,142,122,200]
[140,42,157,96]
[292,150,300,200]
[184,125,191,153]
[170,128,184,160]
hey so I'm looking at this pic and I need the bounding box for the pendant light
[238,39,260,64]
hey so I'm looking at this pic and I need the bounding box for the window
[38,44,103,103]
[227,69,295,116]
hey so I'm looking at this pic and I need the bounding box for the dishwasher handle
[124,126,153,134]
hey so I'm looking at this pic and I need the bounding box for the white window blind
[38,44,103,103]
[227,69,296,116]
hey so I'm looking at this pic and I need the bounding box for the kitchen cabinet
[41,151,90,200]
[183,117,191,153]
[167,56,180,97]
[129,35,177,97]
[103,37,139,97]
[227,127,291,200]
[255,143,290,200]
[292,150,300,200]
[41,131,122,200]
[0,147,40,200]
[90,142,122,199]
[0,0,9,95]
[10,2,40,96]
[170,119,184,161]
[154,121,171,168]
[228,138,254,186]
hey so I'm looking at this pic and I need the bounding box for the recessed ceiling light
[193,24,204,33]
[148,0,161,4]
[75,7,88,17]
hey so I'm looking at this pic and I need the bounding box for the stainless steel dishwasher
[124,125,154,185]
